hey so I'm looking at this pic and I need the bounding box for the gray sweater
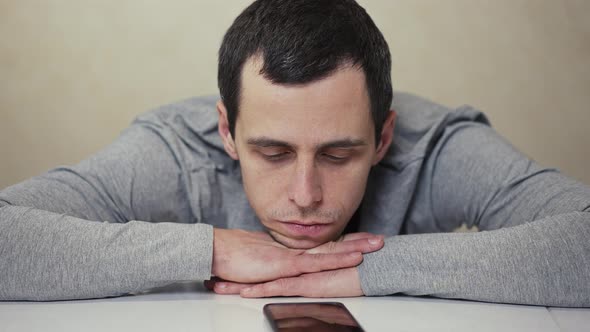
[1,92,589,305]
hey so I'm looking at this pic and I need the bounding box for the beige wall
[1,0,589,189]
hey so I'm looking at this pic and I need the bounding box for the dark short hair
[218,0,392,144]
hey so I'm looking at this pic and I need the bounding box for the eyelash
[321,153,348,163]
[263,152,291,161]
[261,152,349,164]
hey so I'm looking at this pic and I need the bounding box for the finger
[210,280,254,295]
[340,232,378,241]
[240,270,342,298]
[241,277,301,298]
[241,268,362,298]
[306,236,383,255]
[290,252,363,275]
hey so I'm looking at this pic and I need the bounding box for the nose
[287,157,322,207]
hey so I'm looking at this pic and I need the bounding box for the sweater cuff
[182,223,214,281]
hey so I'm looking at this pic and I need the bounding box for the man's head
[216,0,396,249]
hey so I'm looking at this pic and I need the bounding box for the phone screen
[263,302,365,332]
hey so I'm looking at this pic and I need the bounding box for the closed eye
[262,151,291,161]
[321,153,349,163]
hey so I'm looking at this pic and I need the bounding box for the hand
[206,266,363,298]
[207,231,382,296]
[305,232,384,255]
[211,229,383,284]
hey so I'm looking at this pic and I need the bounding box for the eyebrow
[246,137,368,150]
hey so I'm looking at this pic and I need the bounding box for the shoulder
[384,91,490,169]
[134,95,220,136]
[130,95,233,169]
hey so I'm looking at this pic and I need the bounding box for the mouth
[279,220,332,238]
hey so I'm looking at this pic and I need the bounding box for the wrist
[211,228,229,277]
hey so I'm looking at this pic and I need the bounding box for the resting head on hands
[207,0,394,297]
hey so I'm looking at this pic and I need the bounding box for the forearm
[358,211,590,307]
[0,205,213,301]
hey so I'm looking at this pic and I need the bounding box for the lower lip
[282,222,330,237]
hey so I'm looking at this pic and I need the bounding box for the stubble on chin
[266,229,323,250]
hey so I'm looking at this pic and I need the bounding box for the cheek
[239,158,288,210]
[321,163,371,207]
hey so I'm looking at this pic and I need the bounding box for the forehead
[237,58,374,145]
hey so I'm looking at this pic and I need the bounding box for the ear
[372,109,397,165]
[216,100,239,160]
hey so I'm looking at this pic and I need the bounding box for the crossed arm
[1,117,589,305]
[205,229,381,298]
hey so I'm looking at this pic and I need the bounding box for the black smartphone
[263,302,365,332]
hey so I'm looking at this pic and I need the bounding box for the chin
[269,230,331,249]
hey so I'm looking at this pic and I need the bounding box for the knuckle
[256,284,270,297]
[326,269,341,279]
[280,262,297,277]
[313,253,330,264]
[327,241,338,252]
[263,279,289,297]
[290,256,305,274]
[299,254,325,273]
[275,278,290,290]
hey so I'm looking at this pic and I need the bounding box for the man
[1,0,589,305]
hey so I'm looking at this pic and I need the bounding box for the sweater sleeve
[358,121,590,307]
[0,120,214,301]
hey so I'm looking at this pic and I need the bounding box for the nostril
[287,160,322,205]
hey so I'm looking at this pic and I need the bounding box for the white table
[1,282,588,332]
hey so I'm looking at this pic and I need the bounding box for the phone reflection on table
[264,302,365,332]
